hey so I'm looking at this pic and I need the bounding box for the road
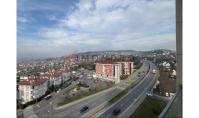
[17,79,77,118]
[97,62,157,118]
[18,62,150,118]
[32,81,137,117]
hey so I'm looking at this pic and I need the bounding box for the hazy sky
[17,0,176,58]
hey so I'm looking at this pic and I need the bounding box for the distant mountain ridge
[17,49,175,63]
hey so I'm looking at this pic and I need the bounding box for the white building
[53,76,62,86]
[45,69,64,87]
[62,72,70,82]
[162,62,171,69]
[18,77,48,104]
[43,69,70,87]
[113,63,122,83]
[171,69,176,76]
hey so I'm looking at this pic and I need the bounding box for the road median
[54,86,116,110]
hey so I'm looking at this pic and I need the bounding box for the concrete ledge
[158,88,182,118]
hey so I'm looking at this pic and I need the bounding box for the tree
[120,75,129,80]
[130,56,141,65]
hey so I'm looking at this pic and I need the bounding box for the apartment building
[18,77,48,104]
[95,61,134,83]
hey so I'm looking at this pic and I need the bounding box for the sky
[17,0,176,58]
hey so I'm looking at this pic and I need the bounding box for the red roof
[18,77,48,86]
[18,68,65,86]
[97,61,117,64]
[43,73,53,78]
[42,68,64,78]
[115,61,133,63]
[97,61,133,64]
[51,69,64,77]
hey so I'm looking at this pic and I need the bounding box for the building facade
[18,77,48,104]
[95,61,134,83]
[17,67,70,104]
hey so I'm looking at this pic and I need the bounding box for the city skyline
[17,0,176,58]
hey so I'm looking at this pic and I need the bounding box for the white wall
[19,81,48,104]
[32,82,48,99]
[19,85,32,104]
[62,72,70,82]
[53,76,62,86]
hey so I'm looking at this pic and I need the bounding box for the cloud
[17,16,28,23]
[18,0,176,58]
[61,0,175,34]
[111,33,176,50]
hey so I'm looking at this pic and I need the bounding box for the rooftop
[96,61,133,64]
[18,77,48,86]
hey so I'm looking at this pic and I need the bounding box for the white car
[57,89,61,93]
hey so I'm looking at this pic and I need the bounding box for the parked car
[112,109,121,116]
[44,95,52,100]
[80,106,89,113]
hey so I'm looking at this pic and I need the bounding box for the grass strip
[130,96,166,118]
[57,88,107,107]
[108,78,141,104]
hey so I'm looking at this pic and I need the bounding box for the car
[44,95,52,100]
[80,106,89,113]
[112,109,121,116]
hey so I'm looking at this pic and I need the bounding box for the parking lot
[63,68,114,99]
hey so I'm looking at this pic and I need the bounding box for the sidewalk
[23,106,39,118]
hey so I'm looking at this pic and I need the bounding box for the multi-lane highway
[18,62,154,118]
[32,77,143,117]
[97,62,157,118]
